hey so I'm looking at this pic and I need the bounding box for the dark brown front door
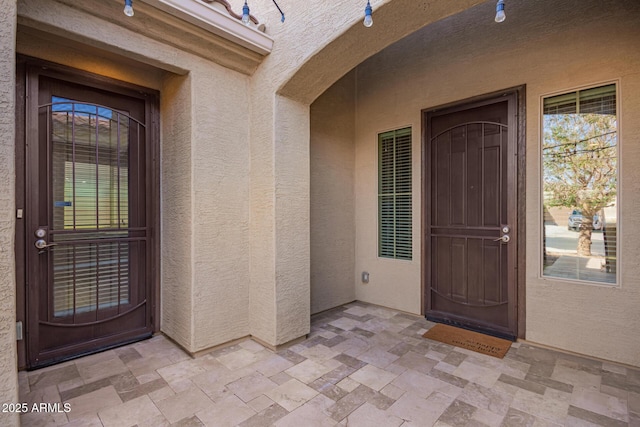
[424,92,518,340]
[23,67,157,368]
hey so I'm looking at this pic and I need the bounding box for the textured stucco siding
[354,117,421,314]
[250,91,312,346]
[247,0,484,345]
[275,0,484,105]
[352,0,640,366]
[161,73,194,350]
[274,95,311,344]
[310,71,357,315]
[248,89,277,345]
[0,2,19,426]
[245,0,366,346]
[191,68,251,351]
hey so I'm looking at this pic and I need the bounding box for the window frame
[539,80,621,287]
[377,126,413,261]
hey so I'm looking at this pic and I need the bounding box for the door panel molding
[421,87,526,340]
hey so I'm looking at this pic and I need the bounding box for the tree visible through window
[379,128,412,260]
[542,84,617,284]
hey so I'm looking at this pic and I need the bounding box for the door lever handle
[493,235,510,243]
[35,239,58,250]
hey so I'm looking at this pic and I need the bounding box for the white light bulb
[123,0,134,17]
[363,1,373,28]
[495,0,505,23]
[242,2,251,25]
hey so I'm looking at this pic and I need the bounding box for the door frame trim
[421,86,526,340]
[15,55,161,369]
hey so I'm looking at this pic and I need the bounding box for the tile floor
[19,302,640,426]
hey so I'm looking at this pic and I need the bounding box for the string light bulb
[495,0,506,23]
[242,1,251,25]
[119,1,507,28]
[363,1,373,27]
[272,0,285,23]
[123,0,134,17]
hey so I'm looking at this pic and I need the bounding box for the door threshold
[27,332,152,371]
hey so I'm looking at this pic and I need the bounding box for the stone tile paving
[19,301,639,426]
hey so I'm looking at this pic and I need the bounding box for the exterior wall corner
[0,0,20,426]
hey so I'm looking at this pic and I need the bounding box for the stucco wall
[248,85,277,345]
[351,0,640,366]
[248,0,485,346]
[248,90,312,346]
[310,71,357,314]
[274,95,311,343]
[191,68,251,351]
[0,2,19,426]
[161,73,194,350]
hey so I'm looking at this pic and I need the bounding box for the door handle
[493,235,510,243]
[35,239,57,250]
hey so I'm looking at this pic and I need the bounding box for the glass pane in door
[49,97,131,319]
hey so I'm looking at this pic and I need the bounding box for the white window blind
[379,127,412,260]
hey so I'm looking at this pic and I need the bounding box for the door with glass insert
[26,76,153,368]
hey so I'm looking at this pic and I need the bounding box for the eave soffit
[18,0,274,76]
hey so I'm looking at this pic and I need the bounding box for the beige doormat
[422,324,512,358]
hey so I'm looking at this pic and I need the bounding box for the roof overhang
[139,0,273,55]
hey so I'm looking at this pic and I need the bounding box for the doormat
[422,324,512,359]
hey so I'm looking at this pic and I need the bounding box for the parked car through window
[567,210,602,231]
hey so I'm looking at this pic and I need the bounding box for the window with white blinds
[378,127,412,260]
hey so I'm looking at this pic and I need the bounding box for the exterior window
[542,84,617,284]
[379,127,412,260]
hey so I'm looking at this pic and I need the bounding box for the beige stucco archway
[247,0,486,346]
[277,0,485,104]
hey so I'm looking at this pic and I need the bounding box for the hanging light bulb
[242,1,251,25]
[272,0,285,23]
[363,0,373,28]
[495,0,506,23]
[123,0,134,17]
